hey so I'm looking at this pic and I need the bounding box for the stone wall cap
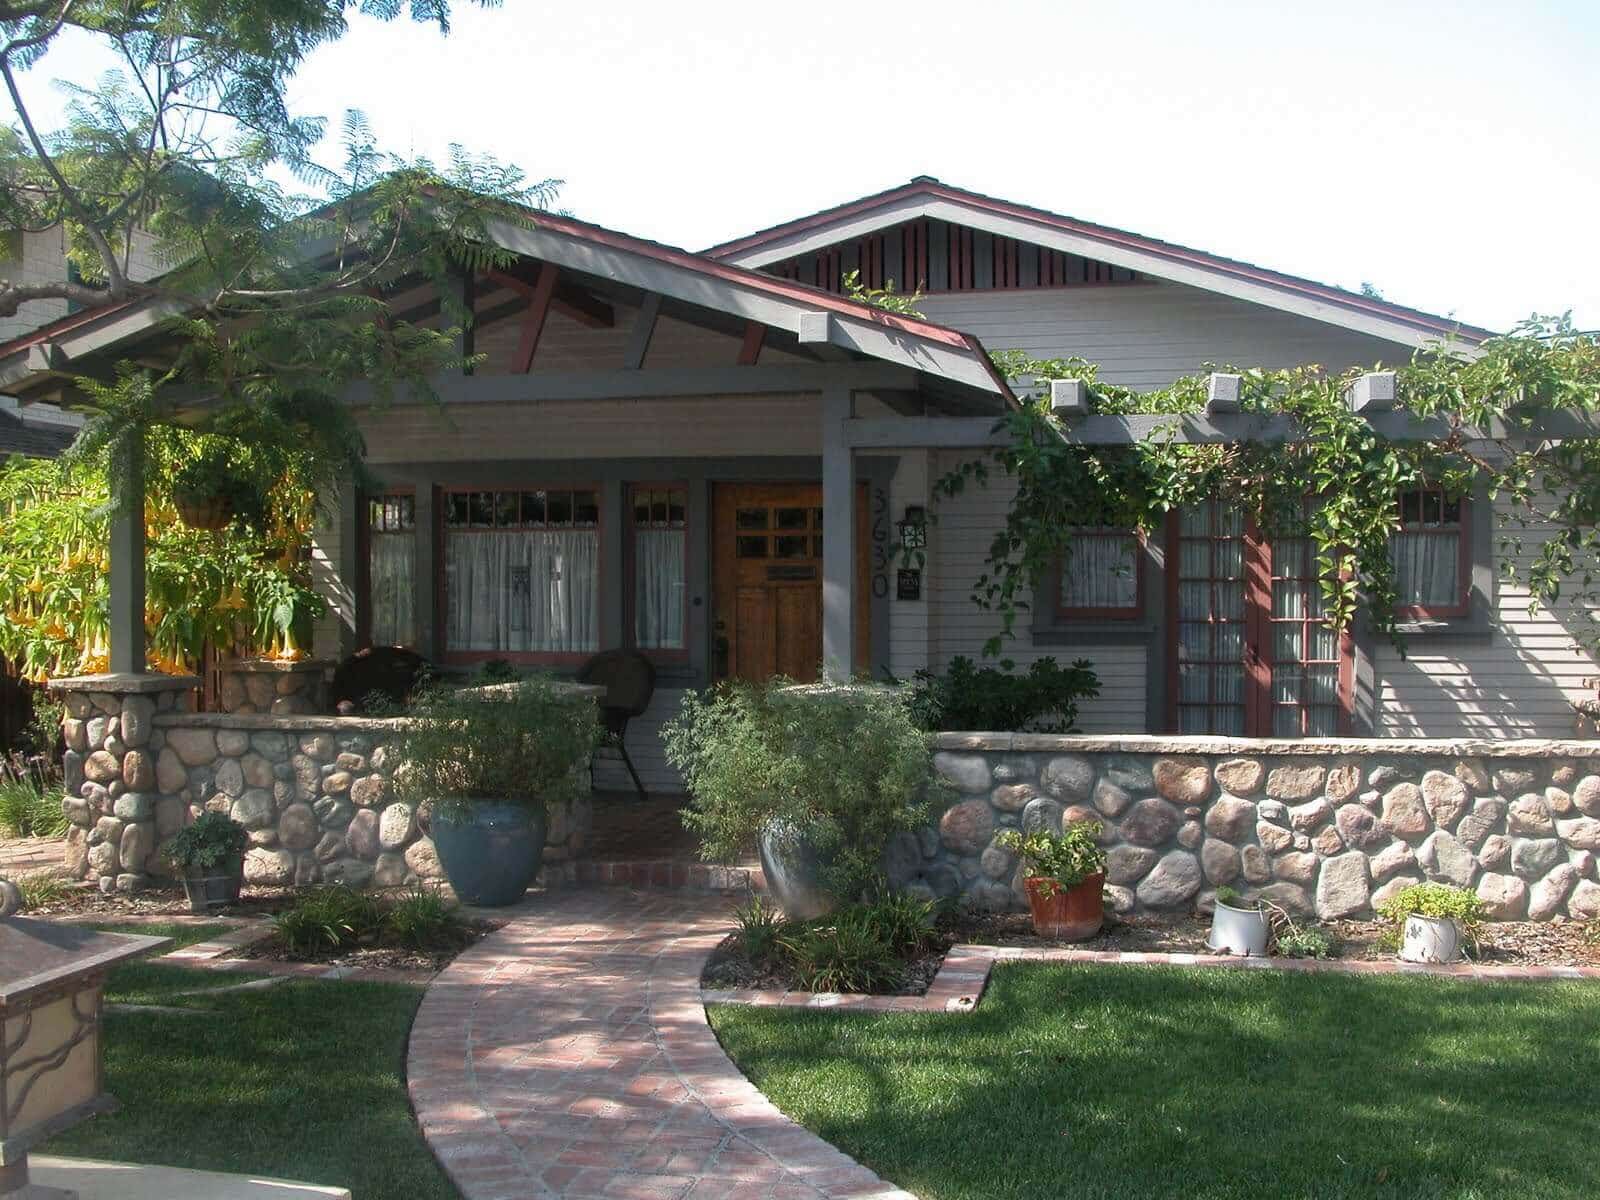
[47,673,201,694]
[155,711,410,734]
[223,657,334,673]
[930,731,1600,758]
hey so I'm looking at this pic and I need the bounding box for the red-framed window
[363,491,416,648]
[1056,529,1143,619]
[629,484,689,658]
[440,487,600,664]
[1167,503,1352,736]
[1390,487,1471,618]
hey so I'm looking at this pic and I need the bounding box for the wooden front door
[711,483,869,683]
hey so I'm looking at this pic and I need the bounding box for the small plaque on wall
[897,569,922,601]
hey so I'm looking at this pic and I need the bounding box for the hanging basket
[175,494,236,531]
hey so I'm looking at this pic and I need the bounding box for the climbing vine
[935,316,1600,656]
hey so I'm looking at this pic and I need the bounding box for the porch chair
[576,649,656,801]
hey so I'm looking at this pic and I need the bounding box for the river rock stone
[1557,817,1600,851]
[277,803,319,851]
[244,847,295,885]
[1511,837,1565,880]
[165,727,217,767]
[1332,803,1386,851]
[119,822,154,873]
[1508,793,1555,836]
[1312,825,1345,857]
[1240,844,1272,885]
[1381,783,1431,841]
[1153,758,1211,805]
[883,831,923,887]
[1570,880,1600,919]
[1258,820,1294,854]
[1545,787,1574,817]
[1258,881,1313,917]
[1370,840,1417,881]
[1274,850,1318,886]
[350,774,388,808]
[216,728,250,757]
[1529,864,1579,920]
[979,844,1016,881]
[1421,771,1471,831]
[323,858,375,888]
[1476,872,1528,921]
[1214,758,1265,795]
[1493,766,1540,796]
[1176,820,1203,850]
[1107,844,1158,885]
[1573,776,1600,818]
[156,747,186,794]
[1135,850,1201,908]
[1315,852,1371,920]
[231,788,274,830]
[1091,779,1133,818]
[120,749,153,792]
[120,696,155,747]
[1453,759,1491,792]
[373,852,408,888]
[1257,799,1288,824]
[990,783,1036,812]
[112,792,154,822]
[404,837,445,878]
[933,753,992,794]
[1204,796,1255,843]
[1122,798,1182,847]
[1419,831,1477,888]
[240,753,274,790]
[1456,797,1506,850]
[1325,762,1362,804]
[1103,758,1153,793]
[345,808,380,859]
[155,795,185,839]
[940,799,993,855]
[1268,765,1326,801]
[378,802,415,850]
[1371,873,1426,910]
[1201,839,1241,886]
[1477,834,1512,870]
[1041,756,1094,802]
[214,757,245,799]
[1289,797,1333,833]
[84,751,120,785]
[300,733,336,761]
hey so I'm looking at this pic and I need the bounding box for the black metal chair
[576,649,656,800]
[330,646,432,714]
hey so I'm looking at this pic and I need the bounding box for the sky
[16,0,1600,333]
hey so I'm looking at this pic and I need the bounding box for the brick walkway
[407,888,915,1200]
[0,835,60,875]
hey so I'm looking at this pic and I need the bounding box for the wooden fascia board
[719,194,1477,355]
[480,216,1007,399]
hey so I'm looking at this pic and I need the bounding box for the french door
[1168,502,1352,736]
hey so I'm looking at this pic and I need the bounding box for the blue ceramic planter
[429,801,547,907]
[758,823,835,921]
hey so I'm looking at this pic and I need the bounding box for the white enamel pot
[1399,913,1462,964]
[1207,898,1271,957]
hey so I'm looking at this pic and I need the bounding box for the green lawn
[710,964,1600,1200]
[47,964,454,1200]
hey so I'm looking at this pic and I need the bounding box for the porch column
[821,386,855,680]
[108,427,146,674]
[413,483,438,660]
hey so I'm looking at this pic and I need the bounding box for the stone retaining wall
[898,734,1600,922]
[50,675,592,894]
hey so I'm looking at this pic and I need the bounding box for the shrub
[383,886,467,951]
[1214,885,1266,911]
[0,775,68,838]
[901,655,1099,733]
[996,822,1107,896]
[854,890,942,955]
[1377,882,1486,953]
[778,911,903,993]
[13,869,70,910]
[1276,925,1335,959]
[733,894,792,963]
[273,885,385,955]
[162,811,249,872]
[664,680,943,903]
[391,676,600,821]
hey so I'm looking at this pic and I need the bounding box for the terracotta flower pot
[1023,872,1105,941]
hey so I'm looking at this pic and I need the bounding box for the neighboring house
[0,395,80,458]
[0,223,163,345]
[0,178,1589,792]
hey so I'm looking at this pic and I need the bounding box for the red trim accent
[511,263,559,373]
[1393,491,1472,619]
[736,321,765,366]
[1243,514,1272,736]
[703,179,1494,343]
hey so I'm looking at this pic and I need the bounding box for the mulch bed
[229,920,500,973]
[27,882,307,920]
[704,909,1600,996]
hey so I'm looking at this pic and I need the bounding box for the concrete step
[26,1155,350,1200]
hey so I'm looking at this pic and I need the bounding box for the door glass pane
[1273,706,1302,736]
[736,508,768,530]
[775,536,808,558]
[775,507,808,530]
[1215,538,1242,578]
[1307,706,1339,736]
[736,536,768,558]
[1178,582,1209,620]
[1274,623,1303,662]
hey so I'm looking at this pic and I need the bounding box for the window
[1390,488,1469,617]
[1174,504,1248,735]
[366,493,416,647]
[443,488,599,658]
[1057,529,1141,618]
[632,486,687,651]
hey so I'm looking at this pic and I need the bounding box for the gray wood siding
[919,281,1410,390]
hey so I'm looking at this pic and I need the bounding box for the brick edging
[703,942,1600,1012]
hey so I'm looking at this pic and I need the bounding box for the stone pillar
[216,658,332,715]
[48,674,199,893]
[820,386,855,680]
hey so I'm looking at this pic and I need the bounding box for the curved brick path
[407,889,915,1200]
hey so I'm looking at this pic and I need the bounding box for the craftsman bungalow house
[0,178,1589,791]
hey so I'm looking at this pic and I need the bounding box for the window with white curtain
[1390,488,1467,614]
[632,486,687,651]
[1058,529,1141,616]
[444,489,600,655]
[367,494,416,647]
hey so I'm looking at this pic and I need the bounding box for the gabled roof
[0,204,1014,407]
[706,177,1496,351]
[0,403,79,457]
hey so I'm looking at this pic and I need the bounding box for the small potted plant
[394,677,599,907]
[664,680,940,919]
[995,821,1107,940]
[163,811,250,912]
[1377,882,1485,964]
[1208,886,1271,957]
[169,441,266,530]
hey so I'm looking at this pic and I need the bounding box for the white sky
[18,0,1600,333]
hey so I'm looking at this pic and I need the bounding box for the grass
[47,963,455,1199]
[12,868,71,909]
[84,921,235,951]
[710,963,1600,1200]
[0,775,67,838]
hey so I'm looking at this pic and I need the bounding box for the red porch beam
[510,263,559,374]
[737,321,765,366]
